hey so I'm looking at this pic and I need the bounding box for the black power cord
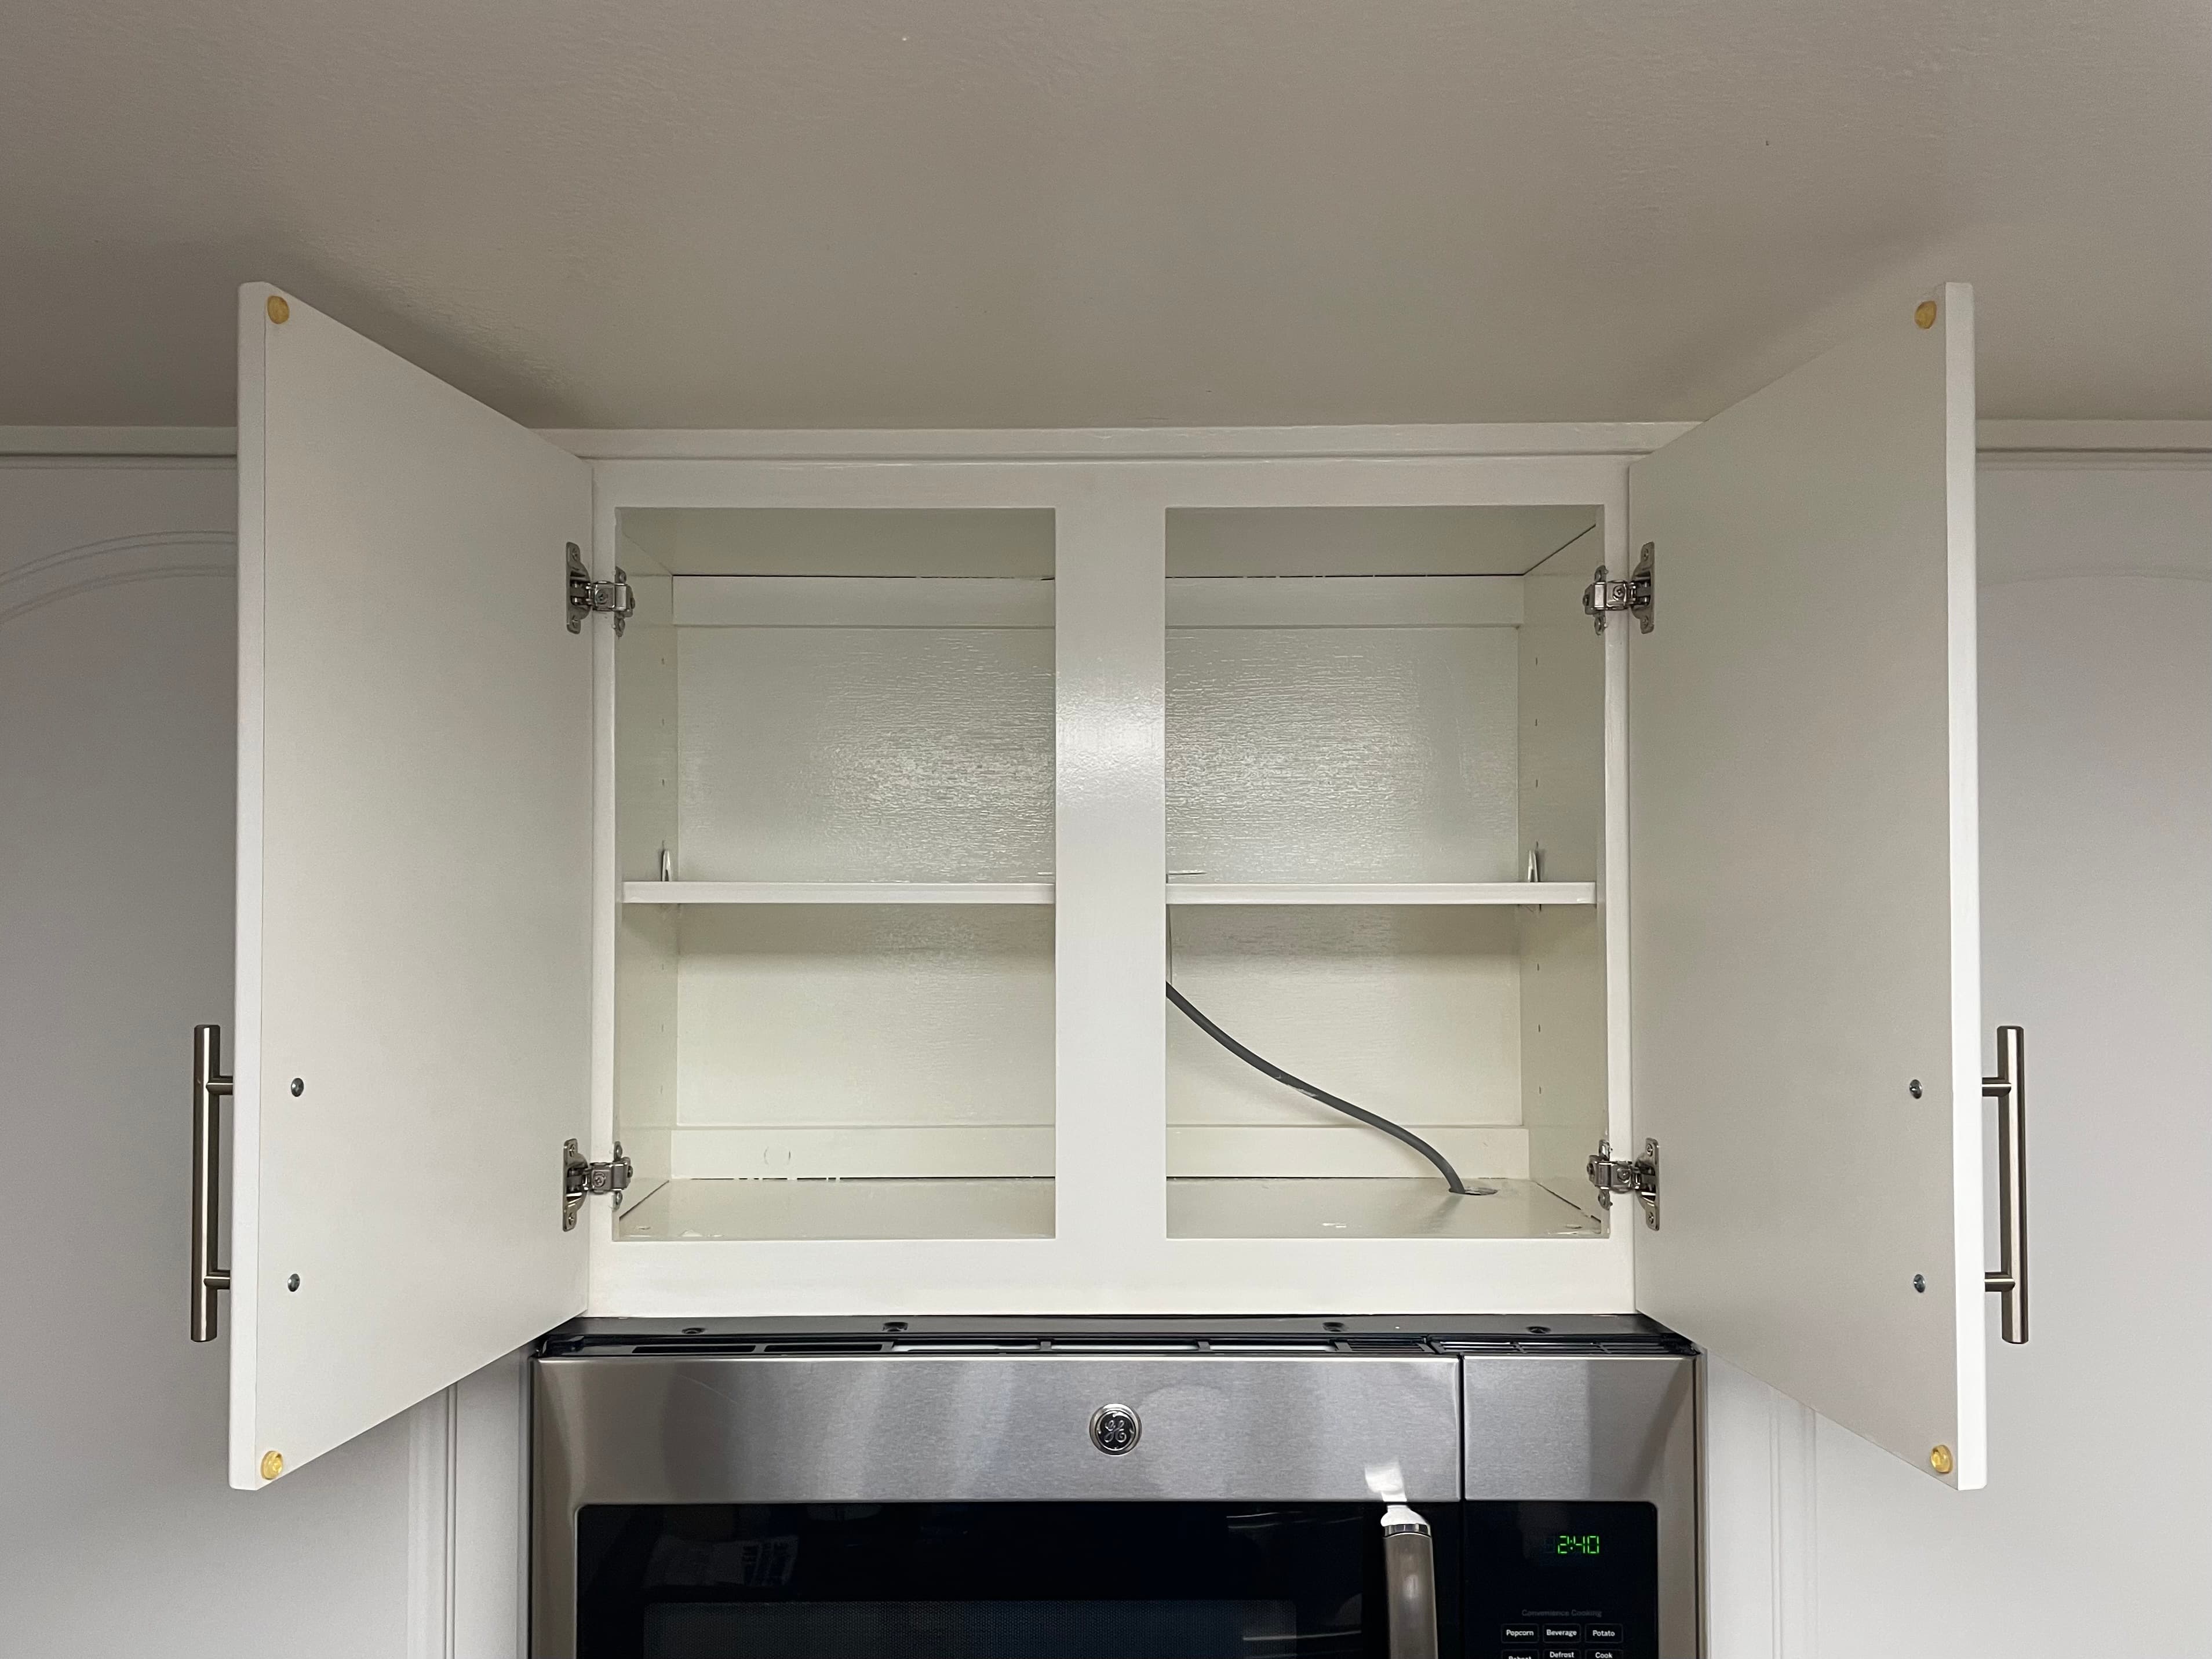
[1165,980,1474,1196]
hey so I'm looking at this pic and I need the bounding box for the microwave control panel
[1464,1502,1660,1659]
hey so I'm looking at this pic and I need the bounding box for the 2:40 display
[1554,1533,1602,1556]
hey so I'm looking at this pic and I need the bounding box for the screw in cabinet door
[260,1450,284,1481]
[290,1077,304,1097]
[1928,1445,1954,1475]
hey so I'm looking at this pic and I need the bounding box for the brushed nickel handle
[1983,1025,2028,1345]
[191,1024,233,1343]
[1380,1504,1439,1659]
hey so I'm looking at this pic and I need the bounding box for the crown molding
[3,419,2205,461]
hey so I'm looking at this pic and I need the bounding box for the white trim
[624,880,1053,905]
[668,573,1527,629]
[592,453,1637,514]
[1702,1361,1820,1659]
[1599,464,1634,1212]
[1944,285,1990,1492]
[1977,450,2212,473]
[1770,1391,1821,1659]
[1166,881,1594,906]
[674,574,1051,628]
[10,419,2206,461]
[1975,418,2212,453]
[405,1388,459,1659]
[563,417,2198,461]
[0,425,237,455]
[1169,575,1525,628]
[450,1348,533,1659]
[228,289,268,1488]
[544,423,1700,461]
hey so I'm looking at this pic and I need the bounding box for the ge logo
[1089,1403,1141,1456]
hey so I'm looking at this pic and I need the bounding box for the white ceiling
[3,2,2207,428]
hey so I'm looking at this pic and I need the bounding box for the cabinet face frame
[585,450,1637,1317]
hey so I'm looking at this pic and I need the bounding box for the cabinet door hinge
[567,543,636,636]
[563,1138,632,1230]
[1587,1136,1660,1230]
[1583,543,1655,634]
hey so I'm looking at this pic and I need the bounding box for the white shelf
[623,880,1054,905]
[626,880,1597,906]
[1164,881,1595,906]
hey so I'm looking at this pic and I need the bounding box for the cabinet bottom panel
[618,1176,1054,1242]
[1168,1176,1599,1240]
[610,1173,1604,1245]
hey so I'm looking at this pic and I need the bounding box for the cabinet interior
[1163,508,1610,1239]
[608,503,1611,1245]
[613,508,1057,1241]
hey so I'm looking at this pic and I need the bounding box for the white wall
[1706,458,2212,1658]
[0,459,524,1657]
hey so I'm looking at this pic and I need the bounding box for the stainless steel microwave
[533,1318,1700,1658]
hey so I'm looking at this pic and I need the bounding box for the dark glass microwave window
[1462,1501,1659,1658]
[574,1502,1460,1658]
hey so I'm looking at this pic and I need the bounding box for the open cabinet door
[1628,285,1985,1486]
[229,286,593,1489]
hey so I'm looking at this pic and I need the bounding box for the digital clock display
[1469,1502,1657,1657]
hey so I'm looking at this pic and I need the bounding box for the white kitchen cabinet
[214,281,2003,1500]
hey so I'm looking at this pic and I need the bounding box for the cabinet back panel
[1168,624,1521,883]
[1165,505,1599,578]
[677,621,1053,883]
[673,906,1053,1179]
[622,507,1055,578]
[1166,906,1526,1180]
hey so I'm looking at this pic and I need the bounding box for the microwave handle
[1380,1505,1439,1659]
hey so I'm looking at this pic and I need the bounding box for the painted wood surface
[232,286,593,1490]
[588,455,1638,1315]
[1168,621,1523,883]
[1627,283,1986,1487]
[625,881,1595,906]
[625,881,1055,905]
[1165,882,1594,905]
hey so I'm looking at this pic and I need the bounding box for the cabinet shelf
[625,880,1597,906]
[623,881,1054,905]
[1165,881,1595,906]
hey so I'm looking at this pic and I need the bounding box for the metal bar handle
[191,1024,233,1343]
[1380,1504,1439,1659]
[1983,1024,2028,1345]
